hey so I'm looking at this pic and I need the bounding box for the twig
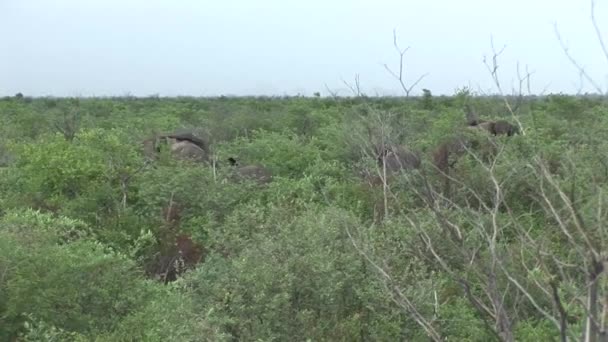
[591,0,608,66]
[554,23,605,94]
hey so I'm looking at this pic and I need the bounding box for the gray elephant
[465,103,519,137]
[361,143,420,186]
[431,136,475,198]
[470,120,519,137]
[226,157,273,184]
[432,136,473,175]
[143,130,211,164]
[376,144,421,173]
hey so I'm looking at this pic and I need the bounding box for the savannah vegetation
[2,4,608,342]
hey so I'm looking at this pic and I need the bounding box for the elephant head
[492,120,519,136]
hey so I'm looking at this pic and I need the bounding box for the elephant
[226,157,273,184]
[166,131,210,154]
[149,232,206,284]
[470,119,519,137]
[376,144,421,173]
[145,197,206,283]
[432,136,473,175]
[464,103,519,137]
[142,130,211,163]
[492,120,519,136]
[431,135,479,198]
[361,144,421,187]
[432,127,507,198]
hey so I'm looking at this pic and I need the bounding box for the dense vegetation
[1,91,608,341]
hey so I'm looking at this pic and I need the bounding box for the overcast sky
[1,0,606,97]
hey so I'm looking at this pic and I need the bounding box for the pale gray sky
[1,0,606,97]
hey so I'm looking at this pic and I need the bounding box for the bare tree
[494,155,608,342]
[353,110,397,221]
[382,29,429,97]
[342,73,364,97]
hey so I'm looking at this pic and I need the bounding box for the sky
[1,0,606,97]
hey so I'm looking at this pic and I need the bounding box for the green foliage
[0,209,212,340]
[0,94,605,340]
[0,210,143,338]
[184,206,406,340]
[219,129,322,179]
[514,319,561,341]
[18,314,88,342]
[97,285,227,342]
[421,88,434,110]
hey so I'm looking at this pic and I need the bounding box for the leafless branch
[591,0,608,66]
[341,74,363,97]
[554,23,605,94]
[324,83,340,99]
[550,280,569,342]
[382,29,428,97]
[482,36,526,135]
[345,225,443,341]
[512,62,535,112]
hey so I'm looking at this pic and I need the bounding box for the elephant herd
[371,114,520,188]
[141,111,519,283]
[142,112,519,190]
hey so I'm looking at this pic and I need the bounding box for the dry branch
[482,36,525,135]
[382,29,428,97]
[554,23,605,94]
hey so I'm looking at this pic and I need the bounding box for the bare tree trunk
[489,271,514,342]
[382,152,389,220]
[585,260,603,342]
[601,295,608,340]
[550,281,569,342]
